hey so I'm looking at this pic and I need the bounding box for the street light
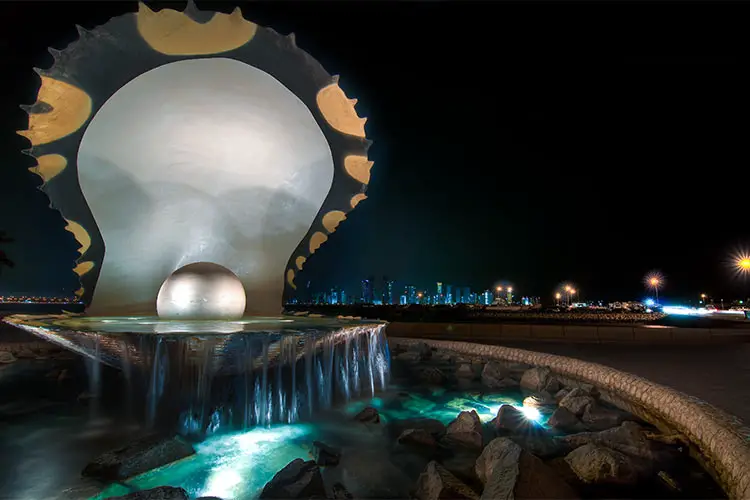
[555,292,561,306]
[645,272,663,304]
[700,293,707,304]
[569,288,576,305]
[737,256,750,273]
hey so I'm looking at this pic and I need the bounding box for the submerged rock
[398,428,438,448]
[510,433,571,460]
[110,486,188,500]
[312,441,341,466]
[82,435,195,481]
[259,459,326,499]
[565,444,638,485]
[415,461,479,500]
[388,418,446,439]
[409,342,432,360]
[417,366,448,385]
[456,363,475,379]
[0,351,16,364]
[354,406,380,424]
[395,351,422,364]
[331,482,353,499]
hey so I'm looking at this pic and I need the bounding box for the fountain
[5,0,386,440]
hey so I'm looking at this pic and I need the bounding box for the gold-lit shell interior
[136,3,257,56]
[316,82,367,138]
[18,76,92,146]
[28,154,67,183]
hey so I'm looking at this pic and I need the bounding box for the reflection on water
[3,315,390,437]
[95,387,528,500]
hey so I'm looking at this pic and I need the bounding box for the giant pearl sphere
[156,262,246,320]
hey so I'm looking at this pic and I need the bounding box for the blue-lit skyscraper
[361,277,374,304]
[383,278,394,305]
[405,285,417,304]
[446,284,453,305]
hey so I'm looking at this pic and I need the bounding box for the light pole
[700,293,707,305]
[564,285,572,306]
[570,288,576,306]
[507,286,513,304]
[649,277,661,304]
[737,256,750,302]
[555,292,561,306]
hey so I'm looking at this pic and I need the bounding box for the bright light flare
[644,271,664,289]
[517,405,542,422]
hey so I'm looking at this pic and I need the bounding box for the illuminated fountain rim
[2,314,385,336]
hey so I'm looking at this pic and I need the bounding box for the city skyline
[1,1,749,301]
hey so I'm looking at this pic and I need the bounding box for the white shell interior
[78,57,334,316]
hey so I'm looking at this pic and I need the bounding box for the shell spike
[331,74,340,84]
[288,32,296,45]
[183,0,201,17]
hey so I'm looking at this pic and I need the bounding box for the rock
[82,434,196,481]
[515,451,578,499]
[543,376,562,394]
[388,418,446,439]
[520,366,552,393]
[565,444,638,485]
[548,407,585,432]
[417,367,448,385]
[554,389,570,401]
[491,404,527,433]
[522,393,556,408]
[441,410,482,450]
[259,459,326,499]
[334,449,413,498]
[312,441,340,466]
[657,470,681,491]
[15,348,36,359]
[475,438,522,499]
[110,486,188,500]
[354,406,380,424]
[442,431,483,451]
[331,482,353,499]
[447,410,482,436]
[510,434,571,459]
[558,388,595,417]
[398,428,438,448]
[456,363,475,379]
[440,451,481,484]
[415,461,479,500]
[409,342,432,359]
[0,351,16,364]
[581,403,627,431]
[558,421,674,466]
[481,362,509,388]
[395,351,422,364]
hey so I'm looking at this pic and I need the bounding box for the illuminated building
[445,284,453,305]
[482,290,493,306]
[18,2,373,319]
[360,278,374,304]
[383,279,394,305]
[405,285,417,304]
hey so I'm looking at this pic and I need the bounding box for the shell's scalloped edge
[389,336,750,500]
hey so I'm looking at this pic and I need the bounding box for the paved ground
[420,337,750,423]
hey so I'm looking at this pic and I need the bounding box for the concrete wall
[386,321,750,344]
[390,337,750,500]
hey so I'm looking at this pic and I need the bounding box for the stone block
[563,326,598,341]
[531,325,564,340]
[633,327,672,343]
[597,326,634,342]
[500,324,532,340]
[670,328,710,343]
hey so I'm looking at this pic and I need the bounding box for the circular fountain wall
[156,262,246,320]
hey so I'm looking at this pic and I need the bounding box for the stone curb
[390,337,750,499]
[386,322,750,344]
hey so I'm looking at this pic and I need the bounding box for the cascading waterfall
[8,318,389,437]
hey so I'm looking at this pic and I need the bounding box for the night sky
[1,1,749,302]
